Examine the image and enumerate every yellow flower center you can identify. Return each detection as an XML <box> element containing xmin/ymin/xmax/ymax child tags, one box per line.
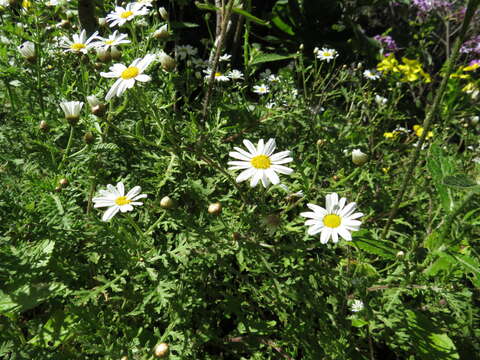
<box><xmin>121</xmin><ymin>10</ymin><xmax>134</xmax><ymax>18</ymax></box>
<box><xmin>115</xmin><ymin>196</ymin><xmax>131</xmax><ymax>206</ymax></box>
<box><xmin>323</xmin><ymin>214</ymin><xmax>341</xmax><ymax>228</ymax></box>
<box><xmin>71</xmin><ymin>43</ymin><xmax>86</xmax><ymax>51</ymax></box>
<box><xmin>323</xmin><ymin>52</ymin><xmax>332</xmax><ymax>57</ymax></box>
<box><xmin>121</xmin><ymin>66</ymin><xmax>139</xmax><ymax>79</ymax></box>
<box><xmin>105</xmin><ymin>40</ymin><xmax>115</xmax><ymax>45</ymax></box>
<box><xmin>215</xmin><ymin>72</ymin><xmax>222</xmax><ymax>77</ymax></box>
<box><xmin>250</xmin><ymin>155</ymin><xmax>271</xmax><ymax>169</ymax></box>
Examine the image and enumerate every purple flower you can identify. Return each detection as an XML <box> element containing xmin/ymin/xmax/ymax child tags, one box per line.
<box><xmin>412</xmin><ymin>0</ymin><xmax>451</xmax><ymax>14</ymax></box>
<box><xmin>469</xmin><ymin>59</ymin><xmax>480</xmax><ymax>66</ymax></box>
<box><xmin>373</xmin><ymin>35</ymin><xmax>399</xmax><ymax>52</ymax></box>
<box><xmin>461</xmin><ymin>35</ymin><xmax>480</xmax><ymax>55</ymax></box>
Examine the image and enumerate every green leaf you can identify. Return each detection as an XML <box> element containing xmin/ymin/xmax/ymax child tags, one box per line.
<box><xmin>250</xmin><ymin>53</ymin><xmax>297</xmax><ymax>65</ymax></box>
<box><xmin>28</xmin><ymin>310</ymin><xmax>77</xmax><ymax>348</ymax></box>
<box><xmin>443</xmin><ymin>174</ymin><xmax>479</xmax><ymax>189</ymax></box>
<box><xmin>405</xmin><ymin>310</ymin><xmax>459</xmax><ymax>359</ymax></box>
<box><xmin>352</xmin><ymin>231</ymin><xmax>397</xmax><ymax>259</ymax></box>
<box><xmin>351</xmin><ymin>318</ymin><xmax>369</xmax><ymax>328</ymax></box>
<box><xmin>427</xmin><ymin>144</ymin><xmax>456</xmax><ymax>212</ymax></box>
<box><xmin>195</xmin><ymin>2</ymin><xmax>268</xmax><ymax>26</ymax></box>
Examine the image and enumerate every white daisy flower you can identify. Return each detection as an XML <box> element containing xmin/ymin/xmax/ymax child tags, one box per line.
<box><xmin>315</xmin><ymin>47</ymin><xmax>338</xmax><ymax>62</ymax></box>
<box><xmin>61</xmin><ymin>29</ymin><xmax>98</xmax><ymax>54</ymax></box>
<box><xmin>136</xmin><ymin>0</ymin><xmax>153</xmax><ymax>8</ymax></box>
<box><xmin>92</xmin><ymin>182</ymin><xmax>147</xmax><ymax>222</ymax></box>
<box><xmin>268</xmin><ymin>74</ymin><xmax>280</xmax><ymax>83</ymax></box>
<box><xmin>228</xmin><ymin>138</ymin><xmax>293</xmax><ymax>188</ymax></box>
<box><xmin>93</xmin><ymin>30</ymin><xmax>130</xmax><ymax>50</ymax></box>
<box><xmin>175</xmin><ymin>44</ymin><xmax>198</xmax><ymax>60</ymax></box>
<box><xmin>300</xmin><ymin>193</ymin><xmax>363</xmax><ymax>244</ymax></box>
<box><xmin>351</xmin><ymin>300</ymin><xmax>364</xmax><ymax>312</ymax></box>
<box><xmin>363</xmin><ymin>69</ymin><xmax>380</xmax><ymax>80</ymax></box>
<box><xmin>106</xmin><ymin>2</ymin><xmax>149</xmax><ymax>28</ymax></box>
<box><xmin>100</xmin><ymin>54</ymin><xmax>155</xmax><ymax>101</ymax></box>
<box><xmin>253</xmin><ymin>84</ymin><xmax>269</xmax><ymax>95</ymax></box>
<box><xmin>60</xmin><ymin>100</ymin><xmax>83</xmax><ymax>124</ymax></box>
<box><xmin>228</xmin><ymin>69</ymin><xmax>244</xmax><ymax>80</ymax></box>
<box><xmin>203</xmin><ymin>68</ymin><xmax>230</xmax><ymax>82</ymax></box>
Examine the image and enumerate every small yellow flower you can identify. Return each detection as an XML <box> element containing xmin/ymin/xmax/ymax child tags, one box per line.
<box><xmin>450</xmin><ymin>72</ymin><xmax>470</xmax><ymax>79</ymax></box>
<box><xmin>382</xmin><ymin>167</ymin><xmax>390</xmax><ymax>174</ymax></box>
<box><xmin>22</xmin><ymin>0</ymin><xmax>31</xmax><ymax>9</ymax></box>
<box><xmin>377</xmin><ymin>54</ymin><xmax>400</xmax><ymax>73</ymax></box>
<box><xmin>413</xmin><ymin>125</ymin><xmax>433</xmax><ymax>139</ymax></box>
<box><xmin>384</xmin><ymin>131</ymin><xmax>401</xmax><ymax>139</ymax></box>
<box><xmin>463</xmin><ymin>63</ymin><xmax>480</xmax><ymax>72</ymax></box>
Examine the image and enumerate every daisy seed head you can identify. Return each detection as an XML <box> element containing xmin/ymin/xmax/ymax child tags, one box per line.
<box><xmin>154</xmin><ymin>342</ymin><xmax>169</xmax><ymax>358</ymax></box>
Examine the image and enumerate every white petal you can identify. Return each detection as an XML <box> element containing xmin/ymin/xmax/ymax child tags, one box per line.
<box><xmin>305</xmin><ymin>219</ymin><xmax>320</xmax><ymax>226</ymax></box>
<box><xmin>326</xmin><ymin>193</ymin><xmax>339</xmax><ymax>213</ymax></box>
<box><xmin>320</xmin><ymin>228</ymin><xmax>332</xmax><ymax>244</ymax></box>
<box><xmin>126</xmin><ymin>186</ymin><xmax>141</xmax><ymax>199</ymax></box>
<box><xmin>307</xmin><ymin>223</ymin><xmax>323</xmax><ymax>235</ymax></box>
<box><xmin>256</xmin><ymin>139</ymin><xmax>265</xmax><ymax>155</ymax></box>
<box><xmin>260</xmin><ymin>172</ymin><xmax>270</xmax><ymax>188</ymax></box>
<box><xmin>331</xmin><ymin>230</ymin><xmax>339</xmax><ymax>243</ymax></box>
<box><xmin>229</xmin><ymin>151</ymin><xmax>251</xmax><ymax>162</ymax></box>
<box><xmin>119</xmin><ymin>204</ymin><xmax>133</xmax><ymax>212</ymax></box>
<box><xmin>236</xmin><ymin>168</ymin><xmax>255</xmax><ymax>183</ymax></box>
<box><xmin>107</xmin><ymin>184</ymin><xmax>120</xmax><ymax>196</ymax></box>
<box><xmin>270</xmin><ymin>150</ymin><xmax>290</xmax><ymax>161</ymax></box>
<box><xmin>227</xmin><ymin>160</ymin><xmax>251</xmax><ymax>168</ymax></box>
<box><xmin>93</xmin><ymin>200</ymin><xmax>115</xmax><ymax>208</ymax></box>
<box><xmin>271</xmin><ymin>165</ymin><xmax>293</xmax><ymax>175</ymax></box>
<box><xmin>233</xmin><ymin>146</ymin><xmax>255</xmax><ymax>158</ymax></box>
<box><xmin>264</xmin><ymin>138</ymin><xmax>276</xmax><ymax>156</ymax></box>
<box><xmin>348</xmin><ymin>212</ymin><xmax>364</xmax><ymax>220</ymax></box>
<box><xmin>102</xmin><ymin>206</ymin><xmax>119</xmax><ymax>221</ymax></box>
<box><xmin>131</xmin><ymin>194</ymin><xmax>147</xmax><ymax>201</ymax></box>
<box><xmin>338</xmin><ymin>197</ymin><xmax>346</xmax><ymax>211</ymax></box>
<box><xmin>265</xmin><ymin>168</ymin><xmax>280</xmax><ymax>185</ymax></box>
<box><xmin>307</xmin><ymin>203</ymin><xmax>327</xmax><ymax>215</ymax></box>
<box><xmin>116</xmin><ymin>182</ymin><xmax>125</xmax><ymax>196</ymax></box>
<box><xmin>243</xmin><ymin>139</ymin><xmax>257</xmax><ymax>154</ymax></box>
<box><xmin>250</xmin><ymin>170</ymin><xmax>262</xmax><ymax>187</ymax></box>
<box><xmin>271</xmin><ymin>157</ymin><xmax>293</xmax><ymax>165</ymax></box>
<box><xmin>337</xmin><ymin>227</ymin><xmax>352</xmax><ymax>241</ymax></box>
<box><xmin>136</xmin><ymin>74</ymin><xmax>151</xmax><ymax>82</ymax></box>
<box><xmin>340</xmin><ymin>202</ymin><xmax>356</xmax><ymax>217</ymax></box>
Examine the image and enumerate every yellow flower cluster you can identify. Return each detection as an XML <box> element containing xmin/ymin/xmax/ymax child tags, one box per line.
<box><xmin>413</xmin><ymin>125</ymin><xmax>433</xmax><ymax>139</ymax></box>
<box><xmin>377</xmin><ymin>55</ymin><xmax>431</xmax><ymax>83</ymax></box>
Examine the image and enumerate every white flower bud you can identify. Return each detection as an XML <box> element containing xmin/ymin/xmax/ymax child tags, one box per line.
<box><xmin>160</xmin><ymin>196</ymin><xmax>174</xmax><ymax>209</ymax></box>
<box><xmin>18</xmin><ymin>41</ymin><xmax>35</xmax><ymax>62</ymax></box>
<box><xmin>157</xmin><ymin>51</ymin><xmax>176</xmax><ymax>72</ymax></box>
<box><xmin>351</xmin><ymin>149</ymin><xmax>368</xmax><ymax>166</ymax></box>
<box><xmin>153</xmin><ymin>24</ymin><xmax>169</xmax><ymax>40</ymax></box>
<box><xmin>208</xmin><ymin>202</ymin><xmax>222</xmax><ymax>215</ymax></box>
<box><xmin>154</xmin><ymin>342</ymin><xmax>169</xmax><ymax>358</ymax></box>
<box><xmin>159</xmin><ymin>7</ymin><xmax>168</xmax><ymax>21</ymax></box>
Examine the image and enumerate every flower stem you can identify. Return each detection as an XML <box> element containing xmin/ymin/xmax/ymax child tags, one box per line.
<box><xmin>58</xmin><ymin>125</ymin><xmax>75</xmax><ymax>170</ymax></box>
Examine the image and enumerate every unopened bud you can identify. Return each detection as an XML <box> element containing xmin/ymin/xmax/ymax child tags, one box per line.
<box><xmin>153</xmin><ymin>24</ymin><xmax>170</xmax><ymax>40</ymax></box>
<box><xmin>316</xmin><ymin>139</ymin><xmax>326</xmax><ymax>147</ymax></box>
<box><xmin>396</xmin><ymin>250</ymin><xmax>405</xmax><ymax>257</ymax></box>
<box><xmin>351</xmin><ymin>149</ymin><xmax>368</xmax><ymax>166</ymax></box>
<box><xmin>470</xmin><ymin>116</ymin><xmax>479</xmax><ymax>125</ymax></box>
<box><xmin>84</xmin><ymin>131</ymin><xmax>94</xmax><ymax>144</ymax></box>
<box><xmin>110</xmin><ymin>46</ymin><xmax>122</xmax><ymax>60</ymax></box>
<box><xmin>333</xmin><ymin>175</ymin><xmax>340</xmax><ymax>181</ymax></box>
<box><xmin>208</xmin><ymin>202</ymin><xmax>222</xmax><ymax>215</ymax></box>
<box><xmin>98</xmin><ymin>17</ymin><xmax>107</xmax><ymax>27</ymax></box>
<box><xmin>154</xmin><ymin>342</ymin><xmax>169</xmax><ymax>358</ymax></box>
<box><xmin>158</xmin><ymin>51</ymin><xmax>176</xmax><ymax>72</ymax></box>
<box><xmin>160</xmin><ymin>196</ymin><xmax>175</xmax><ymax>209</ymax></box>
<box><xmin>96</xmin><ymin>47</ymin><xmax>111</xmax><ymax>63</ymax></box>
<box><xmin>59</xmin><ymin>178</ymin><xmax>68</xmax><ymax>187</ymax></box>
<box><xmin>92</xmin><ymin>104</ymin><xmax>106</xmax><ymax>117</ymax></box>
<box><xmin>55</xmin><ymin>185</ymin><xmax>62</xmax><ymax>192</ymax></box>
<box><xmin>159</xmin><ymin>7</ymin><xmax>168</xmax><ymax>21</ymax></box>
<box><xmin>39</xmin><ymin>120</ymin><xmax>49</xmax><ymax>132</ymax></box>
<box><xmin>18</xmin><ymin>41</ymin><xmax>36</xmax><ymax>63</ymax></box>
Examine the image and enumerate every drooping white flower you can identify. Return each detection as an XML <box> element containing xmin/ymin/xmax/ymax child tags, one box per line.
<box><xmin>92</xmin><ymin>182</ymin><xmax>147</xmax><ymax>222</ymax></box>
<box><xmin>300</xmin><ymin>193</ymin><xmax>363</xmax><ymax>244</ymax></box>
<box><xmin>93</xmin><ymin>30</ymin><xmax>130</xmax><ymax>50</ymax></box>
<box><xmin>228</xmin><ymin>139</ymin><xmax>293</xmax><ymax>188</ymax></box>
<box><xmin>61</xmin><ymin>29</ymin><xmax>98</xmax><ymax>54</ymax></box>
<box><xmin>375</xmin><ymin>94</ymin><xmax>388</xmax><ymax>106</ymax></box>
<box><xmin>175</xmin><ymin>44</ymin><xmax>197</xmax><ymax>60</ymax></box>
<box><xmin>106</xmin><ymin>2</ymin><xmax>149</xmax><ymax>28</ymax></box>
<box><xmin>100</xmin><ymin>54</ymin><xmax>155</xmax><ymax>101</ymax></box>
<box><xmin>253</xmin><ymin>84</ymin><xmax>269</xmax><ymax>95</ymax></box>
<box><xmin>59</xmin><ymin>100</ymin><xmax>83</xmax><ymax>124</ymax></box>
<box><xmin>315</xmin><ymin>47</ymin><xmax>338</xmax><ymax>62</ymax></box>
<box><xmin>219</xmin><ymin>54</ymin><xmax>232</xmax><ymax>62</ymax></box>
<box><xmin>351</xmin><ymin>149</ymin><xmax>368</xmax><ymax>166</ymax></box>
<box><xmin>18</xmin><ymin>41</ymin><xmax>35</xmax><ymax>61</ymax></box>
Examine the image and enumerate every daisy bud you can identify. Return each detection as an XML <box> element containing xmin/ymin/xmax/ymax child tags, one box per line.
<box><xmin>120</xmin><ymin>357</ymin><xmax>128</xmax><ymax>360</ymax></box>
<box><xmin>94</xmin><ymin>62</ymin><xmax>103</xmax><ymax>70</ymax></box>
<box><xmin>154</xmin><ymin>342</ymin><xmax>169</xmax><ymax>358</ymax></box>
<box><xmin>333</xmin><ymin>175</ymin><xmax>340</xmax><ymax>181</ymax></box>
<box><xmin>396</xmin><ymin>250</ymin><xmax>405</xmax><ymax>257</ymax></box>
<box><xmin>208</xmin><ymin>202</ymin><xmax>222</xmax><ymax>215</ymax></box>
<box><xmin>58</xmin><ymin>19</ymin><xmax>71</xmax><ymax>29</ymax></box>
<box><xmin>87</xmin><ymin>95</ymin><xmax>106</xmax><ymax>117</ymax></box>
<box><xmin>158</xmin><ymin>51</ymin><xmax>176</xmax><ymax>72</ymax></box>
<box><xmin>110</xmin><ymin>46</ymin><xmax>122</xmax><ymax>60</ymax></box>
<box><xmin>39</xmin><ymin>120</ymin><xmax>49</xmax><ymax>132</ymax></box>
<box><xmin>98</xmin><ymin>17</ymin><xmax>107</xmax><ymax>27</ymax></box>
<box><xmin>83</xmin><ymin>131</ymin><xmax>94</xmax><ymax>144</ymax></box>
<box><xmin>153</xmin><ymin>24</ymin><xmax>170</xmax><ymax>40</ymax></box>
<box><xmin>351</xmin><ymin>149</ymin><xmax>368</xmax><ymax>166</ymax></box>
<box><xmin>316</xmin><ymin>139</ymin><xmax>326</xmax><ymax>147</ymax></box>
<box><xmin>299</xmin><ymin>43</ymin><xmax>304</xmax><ymax>50</ymax></box>
<box><xmin>160</xmin><ymin>196</ymin><xmax>175</xmax><ymax>209</ymax></box>
<box><xmin>159</xmin><ymin>7</ymin><xmax>168</xmax><ymax>21</ymax></box>
<box><xmin>60</xmin><ymin>101</ymin><xmax>83</xmax><ymax>126</ymax></box>
<box><xmin>470</xmin><ymin>116</ymin><xmax>479</xmax><ymax>125</ymax></box>
<box><xmin>59</xmin><ymin>178</ymin><xmax>68</xmax><ymax>187</ymax></box>
<box><xmin>96</xmin><ymin>47</ymin><xmax>111</xmax><ymax>63</ymax></box>
<box><xmin>18</xmin><ymin>41</ymin><xmax>36</xmax><ymax>63</ymax></box>
<box><xmin>54</xmin><ymin>185</ymin><xmax>62</xmax><ymax>192</ymax></box>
